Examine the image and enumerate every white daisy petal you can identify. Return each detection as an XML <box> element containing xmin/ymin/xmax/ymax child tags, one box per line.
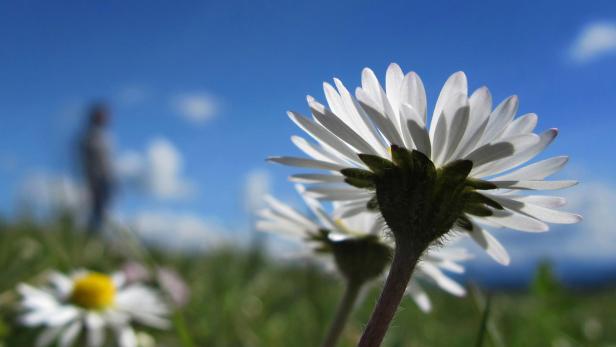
<box><xmin>465</xmin><ymin>225</ymin><xmax>510</xmax><ymax>265</ymax></box>
<box><xmin>485</xmin><ymin>194</ymin><xmax>582</xmax><ymax>224</ymax></box>
<box><xmin>430</xmin><ymin>71</ymin><xmax>468</xmax><ymax>139</ymax></box>
<box><xmin>485</xmin><ymin>209</ymin><xmax>549</xmax><ymax>232</ymax></box>
<box><xmin>59</xmin><ymin>320</ymin><xmax>82</xmax><ymax>347</ymax></box>
<box><xmin>36</xmin><ymin>326</ymin><xmax>64</xmax><ymax>347</ymax></box>
<box><xmin>406</xmin><ymin>281</ymin><xmax>432</xmax><ymax>313</ymax></box>
<box><xmin>453</xmin><ymin>87</ymin><xmax>492</xmax><ymax>158</ymax></box>
<box><xmin>289</xmin><ymin>173</ymin><xmax>345</xmax><ymax>183</ymax></box>
<box><xmin>400</xmin><ymin>71</ymin><xmax>427</xmax><ymax>123</ymax></box>
<box><xmin>494</xmin><ymin>156</ymin><xmax>569</xmax><ymax>181</ymax></box>
<box><xmin>86</xmin><ymin>313</ymin><xmax>105</xmax><ymax>347</ymax></box>
<box><xmin>479</xmin><ymin>95</ymin><xmax>519</xmax><ymax>145</ymax></box>
<box><xmin>492</xmin><ymin>180</ymin><xmax>578</xmax><ymax>190</ymax></box>
<box><xmin>288</xmin><ymin>111</ymin><xmax>362</xmax><ymax>165</ymax></box>
<box><xmin>466</xmin><ymin>134</ymin><xmax>539</xmax><ymax>171</ymax></box>
<box><xmin>117</xmin><ymin>327</ymin><xmax>138</xmax><ymax>347</ymax></box>
<box><xmin>268</xmin><ymin>156</ymin><xmax>346</xmax><ymax>171</ymax></box>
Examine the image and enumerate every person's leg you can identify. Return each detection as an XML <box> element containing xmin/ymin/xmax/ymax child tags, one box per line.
<box><xmin>88</xmin><ymin>183</ymin><xmax>106</xmax><ymax>234</ymax></box>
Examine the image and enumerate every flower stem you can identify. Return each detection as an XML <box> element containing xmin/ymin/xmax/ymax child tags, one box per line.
<box><xmin>320</xmin><ymin>279</ymin><xmax>363</xmax><ymax>347</ymax></box>
<box><xmin>357</xmin><ymin>243</ymin><xmax>420</xmax><ymax>347</ymax></box>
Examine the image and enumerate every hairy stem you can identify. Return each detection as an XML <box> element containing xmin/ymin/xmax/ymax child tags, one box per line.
<box><xmin>357</xmin><ymin>243</ymin><xmax>420</xmax><ymax>347</ymax></box>
<box><xmin>320</xmin><ymin>279</ymin><xmax>363</xmax><ymax>347</ymax></box>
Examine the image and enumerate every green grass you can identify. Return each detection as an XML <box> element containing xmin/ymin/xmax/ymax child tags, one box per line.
<box><xmin>0</xmin><ymin>216</ymin><xmax>615</xmax><ymax>347</ymax></box>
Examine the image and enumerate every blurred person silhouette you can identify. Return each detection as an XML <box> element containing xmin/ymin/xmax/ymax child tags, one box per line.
<box><xmin>80</xmin><ymin>103</ymin><xmax>115</xmax><ymax>234</ymax></box>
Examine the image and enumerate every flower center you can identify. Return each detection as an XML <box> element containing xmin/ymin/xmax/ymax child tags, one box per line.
<box><xmin>308</xmin><ymin>229</ymin><xmax>392</xmax><ymax>284</ymax></box>
<box><xmin>70</xmin><ymin>273</ymin><xmax>116</xmax><ymax>310</ymax></box>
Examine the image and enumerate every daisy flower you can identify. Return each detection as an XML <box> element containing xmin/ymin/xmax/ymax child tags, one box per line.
<box><xmin>268</xmin><ymin>64</ymin><xmax>580</xmax><ymax>346</ymax></box>
<box><xmin>257</xmin><ymin>186</ymin><xmax>470</xmax><ymax>347</ymax></box>
<box><xmin>269</xmin><ymin>63</ymin><xmax>581</xmax><ymax>265</ymax></box>
<box><xmin>18</xmin><ymin>270</ymin><xmax>169</xmax><ymax>347</ymax></box>
<box><xmin>256</xmin><ymin>185</ymin><xmax>471</xmax><ymax>311</ymax></box>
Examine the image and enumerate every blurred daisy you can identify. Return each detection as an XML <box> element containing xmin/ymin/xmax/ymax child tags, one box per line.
<box><xmin>269</xmin><ymin>63</ymin><xmax>581</xmax><ymax>265</ymax></box>
<box><xmin>18</xmin><ymin>270</ymin><xmax>169</xmax><ymax>347</ymax></box>
<box><xmin>256</xmin><ymin>185</ymin><xmax>470</xmax><ymax>312</ymax></box>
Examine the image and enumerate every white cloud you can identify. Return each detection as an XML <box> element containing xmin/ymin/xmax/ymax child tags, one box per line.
<box><xmin>569</xmin><ymin>22</ymin><xmax>616</xmax><ymax>63</ymax></box>
<box><xmin>173</xmin><ymin>92</ymin><xmax>220</xmax><ymax>124</ymax></box>
<box><xmin>132</xmin><ymin>210</ymin><xmax>228</xmax><ymax>251</ymax></box>
<box><xmin>117</xmin><ymin>138</ymin><xmax>195</xmax><ymax>200</ymax></box>
<box><xmin>466</xmin><ymin>181</ymin><xmax>616</xmax><ymax>266</ymax></box>
<box><xmin>242</xmin><ymin>169</ymin><xmax>271</xmax><ymax>212</ymax></box>
<box><xmin>558</xmin><ymin>182</ymin><xmax>616</xmax><ymax>259</ymax></box>
<box><xmin>17</xmin><ymin>172</ymin><xmax>86</xmax><ymax>217</ymax></box>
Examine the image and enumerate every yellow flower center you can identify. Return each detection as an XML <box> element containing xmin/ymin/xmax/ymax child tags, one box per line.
<box><xmin>70</xmin><ymin>273</ymin><xmax>116</xmax><ymax>310</ymax></box>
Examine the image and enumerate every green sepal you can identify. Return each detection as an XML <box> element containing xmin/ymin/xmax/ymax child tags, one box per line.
<box><xmin>465</xmin><ymin>204</ymin><xmax>494</xmax><ymax>217</ymax></box>
<box><xmin>390</xmin><ymin>145</ymin><xmax>414</xmax><ymax>169</ymax></box>
<box><xmin>358</xmin><ymin>154</ymin><xmax>396</xmax><ymax>175</ymax></box>
<box><xmin>440</xmin><ymin>160</ymin><xmax>473</xmax><ymax>182</ymax></box>
<box><xmin>466</xmin><ymin>178</ymin><xmax>498</xmax><ymax>190</ymax></box>
<box><xmin>465</xmin><ymin>191</ymin><xmax>504</xmax><ymax>210</ymax></box>
<box><xmin>456</xmin><ymin>215</ymin><xmax>474</xmax><ymax>231</ymax></box>
<box><xmin>344</xmin><ymin>177</ymin><xmax>376</xmax><ymax>189</ymax></box>
<box><xmin>340</xmin><ymin>168</ymin><xmax>376</xmax><ymax>180</ymax></box>
<box><xmin>366</xmin><ymin>196</ymin><xmax>379</xmax><ymax>211</ymax></box>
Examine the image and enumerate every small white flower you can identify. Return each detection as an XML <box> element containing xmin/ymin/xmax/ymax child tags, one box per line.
<box><xmin>269</xmin><ymin>64</ymin><xmax>581</xmax><ymax>266</ymax></box>
<box><xmin>256</xmin><ymin>185</ymin><xmax>471</xmax><ymax>312</ymax></box>
<box><xmin>18</xmin><ymin>270</ymin><xmax>169</xmax><ymax>347</ymax></box>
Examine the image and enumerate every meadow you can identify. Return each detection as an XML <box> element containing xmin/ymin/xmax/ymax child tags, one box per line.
<box><xmin>0</xmin><ymin>216</ymin><xmax>614</xmax><ymax>347</ymax></box>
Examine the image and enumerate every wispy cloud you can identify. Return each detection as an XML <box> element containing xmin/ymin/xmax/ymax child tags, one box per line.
<box><xmin>132</xmin><ymin>210</ymin><xmax>228</xmax><ymax>251</ymax></box>
<box><xmin>172</xmin><ymin>92</ymin><xmax>220</xmax><ymax>124</ymax></box>
<box><xmin>569</xmin><ymin>21</ymin><xmax>616</xmax><ymax>63</ymax></box>
<box><xmin>242</xmin><ymin>169</ymin><xmax>272</xmax><ymax>213</ymax></box>
<box><xmin>117</xmin><ymin>137</ymin><xmax>196</xmax><ymax>200</ymax></box>
<box><xmin>17</xmin><ymin>172</ymin><xmax>85</xmax><ymax>217</ymax></box>
<box><xmin>467</xmin><ymin>180</ymin><xmax>616</xmax><ymax>267</ymax></box>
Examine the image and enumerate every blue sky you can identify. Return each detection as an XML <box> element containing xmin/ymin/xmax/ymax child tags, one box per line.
<box><xmin>1</xmin><ymin>0</ymin><xmax>616</xmax><ymax>280</ymax></box>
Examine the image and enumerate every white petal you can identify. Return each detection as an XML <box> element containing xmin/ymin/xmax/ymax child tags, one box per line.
<box><xmin>499</xmin><ymin>113</ymin><xmax>538</xmax><ymax>138</ymax></box>
<box><xmin>467</xmin><ymin>225</ymin><xmax>510</xmax><ymax>265</ymax></box>
<box><xmin>406</xmin><ymin>281</ymin><xmax>432</xmax><ymax>313</ymax></box>
<box><xmin>466</xmin><ymin>134</ymin><xmax>539</xmax><ymax>171</ymax></box>
<box><xmin>117</xmin><ymin>327</ymin><xmax>137</xmax><ymax>347</ymax></box>
<box><xmin>440</xmin><ymin>98</ymin><xmax>470</xmax><ymax>165</ymax></box>
<box><xmin>385</xmin><ymin>63</ymin><xmax>404</xmax><ymax>112</ymax></box>
<box><xmin>360</xmin><ymin>68</ymin><xmax>399</xmax><ymax>132</ymax></box>
<box><xmin>357</xmin><ymin>89</ymin><xmax>405</xmax><ymax>147</ymax></box>
<box><xmin>492</xmin><ymin>180</ymin><xmax>578</xmax><ymax>190</ymax></box>
<box><xmin>417</xmin><ymin>262</ymin><xmax>466</xmax><ymax>297</ymax></box>
<box><xmin>268</xmin><ymin>156</ymin><xmax>345</xmax><ymax>171</ymax></box>
<box><xmin>59</xmin><ymin>320</ymin><xmax>82</xmax><ymax>347</ymax></box>
<box><xmin>430</xmin><ymin>71</ymin><xmax>467</xmax><ymax>139</ymax></box>
<box><xmin>484</xmin><ymin>210</ymin><xmax>549</xmax><ymax>232</ymax></box>
<box><xmin>288</xmin><ymin>111</ymin><xmax>362</xmax><ymax>164</ymax></box>
<box><xmin>36</xmin><ymin>326</ymin><xmax>63</xmax><ymax>347</ymax></box>
<box><xmin>453</xmin><ymin>87</ymin><xmax>492</xmax><ymax>158</ymax></box>
<box><xmin>289</xmin><ymin>173</ymin><xmax>345</xmax><ymax>183</ymax></box>
<box><xmin>479</xmin><ymin>95</ymin><xmax>519</xmax><ymax>145</ymax></box>
<box><xmin>507</xmin><ymin>195</ymin><xmax>567</xmax><ymax>208</ymax></box>
<box><xmin>486</xmin><ymin>195</ymin><xmax>581</xmax><ymax>224</ymax></box>
<box><xmin>86</xmin><ymin>313</ymin><xmax>105</xmax><ymax>347</ymax></box>
<box><xmin>291</xmin><ymin>136</ymin><xmax>342</xmax><ymax>164</ymax></box>
<box><xmin>494</xmin><ymin>156</ymin><xmax>569</xmax><ymax>181</ymax></box>
<box><xmin>403</xmin><ymin>114</ymin><xmax>432</xmax><ymax>157</ymax></box>
<box><xmin>400</xmin><ymin>71</ymin><xmax>427</xmax><ymax>123</ymax></box>
<box><xmin>473</xmin><ymin>129</ymin><xmax>558</xmax><ymax>177</ymax></box>
<box><xmin>333</xmin><ymin>79</ymin><xmax>389</xmax><ymax>155</ymax></box>
<box><xmin>309</xmin><ymin>99</ymin><xmax>380</xmax><ymax>155</ymax></box>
